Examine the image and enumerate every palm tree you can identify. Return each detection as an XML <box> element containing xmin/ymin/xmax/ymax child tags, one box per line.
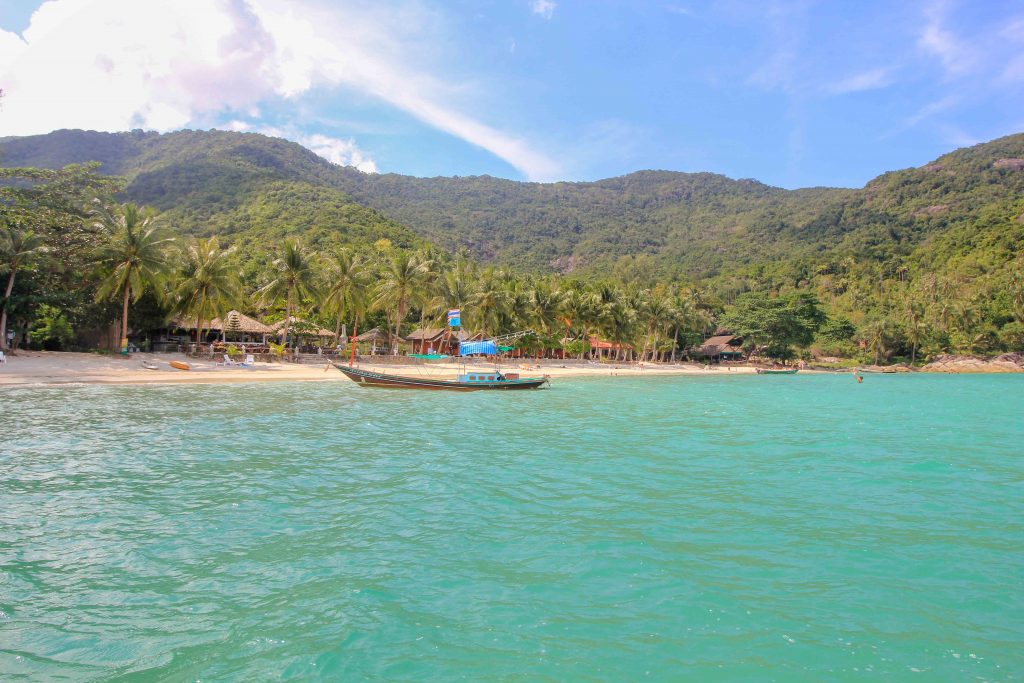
<box><xmin>173</xmin><ymin>237</ymin><xmax>239</xmax><ymax>346</ymax></box>
<box><xmin>92</xmin><ymin>202</ymin><xmax>174</xmax><ymax>353</ymax></box>
<box><xmin>322</xmin><ymin>248</ymin><xmax>368</xmax><ymax>341</ymax></box>
<box><xmin>374</xmin><ymin>251</ymin><xmax>429</xmax><ymax>353</ymax></box>
<box><xmin>0</xmin><ymin>222</ymin><xmax>48</xmax><ymax>351</ymax></box>
<box><xmin>258</xmin><ymin>239</ymin><xmax>318</xmax><ymax>346</ymax></box>
<box><xmin>902</xmin><ymin>298</ymin><xmax>926</xmax><ymax>364</ymax></box>
<box><xmin>469</xmin><ymin>266</ymin><xmax>510</xmax><ymax>336</ymax></box>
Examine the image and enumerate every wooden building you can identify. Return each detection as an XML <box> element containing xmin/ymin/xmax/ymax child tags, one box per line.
<box><xmin>694</xmin><ymin>334</ymin><xmax>744</xmax><ymax>361</ymax></box>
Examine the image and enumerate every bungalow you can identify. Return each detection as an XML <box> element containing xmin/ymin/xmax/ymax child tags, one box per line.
<box><xmin>694</xmin><ymin>334</ymin><xmax>745</xmax><ymax>362</ymax></box>
<box><xmin>405</xmin><ymin>328</ymin><xmax>481</xmax><ymax>355</ymax></box>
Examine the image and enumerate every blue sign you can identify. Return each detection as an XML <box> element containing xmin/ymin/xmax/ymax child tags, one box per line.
<box><xmin>447</xmin><ymin>309</ymin><xmax>461</xmax><ymax>327</ymax></box>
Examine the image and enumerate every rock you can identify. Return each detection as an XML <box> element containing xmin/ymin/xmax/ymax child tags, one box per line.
<box><xmin>993</xmin><ymin>158</ymin><xmax>1024</xmax><ymax>170</ymax></box>
<box><xmin>921</xmin><ymin>353</ymin><xmax>1024</xmax><ymax>373</ymax></box>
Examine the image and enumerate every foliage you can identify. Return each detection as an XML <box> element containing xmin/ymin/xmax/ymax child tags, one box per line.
<box><xmin>721</xmin><ymin>292</ymin><xmax>826</xmax><ymax>359</ymax></box>
<box><xmin>3</xmin><ymin>129</ymin><xmax>1024</xmax><ymax>361</ymax></box>
<box><xmin>29</xmin><ymin>304</ymin><xmax>73</xmax><ymax>349</ymax></box>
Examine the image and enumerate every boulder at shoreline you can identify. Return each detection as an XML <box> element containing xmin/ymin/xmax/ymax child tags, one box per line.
<box><xmin>920</xmin><ymin>353</ymin><xmax>1024</xmax><ymax>373</ymax></box>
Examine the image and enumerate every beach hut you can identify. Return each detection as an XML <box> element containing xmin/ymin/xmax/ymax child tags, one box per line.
<box><xmin>353</xmin><ymin>327</ymin><xmax>405</xmax><ymax>355</ymax></box>
<box><xmin>694</xmin><ymin>334</ymin><xmax>744</xmax><ymax>362</ymax></box>
<box><xmin>268</xmin><ymin>316</ymin><xmax>335</xmax><ymax>349</ymax></box>
<box><xmin>405</xmin><ymin>328</ymin><xmax>478</xmax><ymax>355</ymax></box>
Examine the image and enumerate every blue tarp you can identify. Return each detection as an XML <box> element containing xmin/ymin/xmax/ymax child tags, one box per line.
<box><xmin>459</xmin><ymin>340</ymin><xmax>498</xmax><ymax>356</ymax></box>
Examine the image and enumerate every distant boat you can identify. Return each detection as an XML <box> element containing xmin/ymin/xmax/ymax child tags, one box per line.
<box><xmin>755</xmin><ymin>367</ymin><xmax>798</xmax><ymax>375</ymax></box>
<box><xmin>331</xmin><ymin>363</ymin><xmax>549</xmax><ymax>390</ymax></box>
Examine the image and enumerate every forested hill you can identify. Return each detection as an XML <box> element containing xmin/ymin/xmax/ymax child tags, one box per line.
<box><xmin>2</xmin><ymin>128</ymin><xmax>1023</xmax><ymax>290</ymax></box>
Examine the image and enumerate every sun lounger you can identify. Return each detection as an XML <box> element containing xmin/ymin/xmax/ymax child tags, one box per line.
<box><xmin>217</xmin><ymin>353</ymin><xmax>238</xmax><ymax>366</ymax></box>
<box><xmin>0</xmin><ymin>351</ymin><xmax>6</xmax><ymax>364</ymax></box>
<box><xmin>241</xmin><ymin>354</ymin><xmax>255</xmax><ymax>367</ymax></box>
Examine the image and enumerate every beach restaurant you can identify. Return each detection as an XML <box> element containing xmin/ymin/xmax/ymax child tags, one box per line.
<box><xmin>151</xmin><ymin>310</ymin><xmax>274</xmax><ymax>351</ymax></box>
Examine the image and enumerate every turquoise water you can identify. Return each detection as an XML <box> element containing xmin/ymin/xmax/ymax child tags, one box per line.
<box><xmin>2</xmin><ymin>374</ymin><xmax>1022</xmax><ymax>681</ymax></box>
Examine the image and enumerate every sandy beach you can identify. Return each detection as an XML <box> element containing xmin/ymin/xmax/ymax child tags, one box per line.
<box><xmin>0</xmin><ymin>351</ymin><xmax>771</xmax><ymax>386</ymax></box>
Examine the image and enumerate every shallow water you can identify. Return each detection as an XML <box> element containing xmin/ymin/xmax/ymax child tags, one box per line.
<box><xmin>2</xmin><ymin>374</ymin><xmax>1022</xmax><ymax>680</ymax></box>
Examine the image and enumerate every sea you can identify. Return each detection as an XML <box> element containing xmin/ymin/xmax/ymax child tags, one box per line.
<box><xmin>2</xmin><ymin>374</ymin><xmax>1022</xmax><ymax>681</ymax></box>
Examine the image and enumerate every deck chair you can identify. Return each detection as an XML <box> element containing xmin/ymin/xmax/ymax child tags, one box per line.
<box><xmin>217</xmin><ymin>353</ymin><xmax>238</xmax><ymax>366</ymax></box>
<box><xmin>241</xmin><ymin>354</ymin><xmax>255</xmax><ymax>367</ymax></box>
<box><xmin>0</xmin><ymin>351</ymin><xmax>6</xmax><ymax>364</ymax></box>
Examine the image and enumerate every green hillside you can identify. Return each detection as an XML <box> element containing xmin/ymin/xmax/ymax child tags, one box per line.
<box><xmin>2</xmin><ymin>127</ymin><xmax>1022</xmax><ymax>360</ymax></box>
<box><xmin>4</xmin><ymin>128</ymin><xmax>1020</xmax><ymax>291</ymax></box>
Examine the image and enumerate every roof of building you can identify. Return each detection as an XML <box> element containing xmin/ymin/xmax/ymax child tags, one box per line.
<box><xmin>268</xmin><ymin>316</ymin><xmax>335</xmax><ymax>337</ymax></box>
<box><xmin>353</xmin><ymin>327</ymin><xmax>405</xmax><ymax>343</ymax></box>
<box><xmin>170</xmin><ymin>310</ymin><xmax>273</xmax><ymax>334</ymax></box>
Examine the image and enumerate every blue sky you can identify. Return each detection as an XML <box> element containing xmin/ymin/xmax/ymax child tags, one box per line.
<box><xmin>1</xmin><ymin>0</ymin><xmax>1022</xmax><ymax>189</ymax></box>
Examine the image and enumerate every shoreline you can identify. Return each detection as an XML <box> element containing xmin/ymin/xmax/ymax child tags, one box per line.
<box><xmin>1</xmin><ymin>351</ymin><xmax>1019</xmax><ymax>388</ymax></box>
<box><xmin>0</xmin><ymin>351</ymin><xmax>775</xmax><ymax>387</ymax></box>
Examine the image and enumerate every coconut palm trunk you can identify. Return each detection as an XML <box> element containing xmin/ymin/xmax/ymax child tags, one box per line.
<box><xmin>120</xmin><ymin>284</ymin><xmax>131</xmax><ymax>352</ymax></box>
<box><xmin>0</xmin><ymin>268</ymin><xmax>16</xmax><ymax>351</ymax></box>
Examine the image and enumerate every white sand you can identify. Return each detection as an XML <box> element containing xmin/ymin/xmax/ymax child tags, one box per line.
<box><xmin>0</xmin><ymin>351</ymin><xmax>774</xmax><ymax>386</ymax></box>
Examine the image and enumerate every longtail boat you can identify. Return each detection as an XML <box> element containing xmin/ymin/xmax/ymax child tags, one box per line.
<box><xmin>755</xmin><ymin>367</ymin><xmax>798</xmax><ymax>375</ymax></box>
<box><xmin>331</xmin><ymin>363</ymin><xmax>549</xmax><ymax>390</ymax></box>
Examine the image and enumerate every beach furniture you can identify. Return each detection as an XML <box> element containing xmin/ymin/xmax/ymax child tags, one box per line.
<box><xmin>0</xmin><ymin>351</ymin><xmax>6</xmax><ymax>364</ymax></box>
<box><xmin>218</xmin><ymin>353</ymin><xmax>238</xmax><ymax>366</ymax></box>
<box><xmin>242</xmin><ymin>354</ymin><xmax>255</xmax><ymax>366</ymax></box>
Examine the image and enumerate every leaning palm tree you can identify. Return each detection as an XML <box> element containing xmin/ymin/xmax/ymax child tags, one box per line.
<box><xmin>172</xmin><ymin>237</ymin><xmax>239</xmax><ymax>346</ymax></box>
<box><xmin>373</xmin><ymin>251</ymin><xmax>430</xmax><ymax>353</ymax></box>
<box><xmin>322</xmin><ymin>248</ymin><xmax>369</xmax><ymax>341</ymax></box>
<box><xmin>92</xmin><ymin>202</ymin><xmax>174</xmax><ymax>352</ymax></box>
<box><xmin>0</xmin><ymin>222</ymin><xmax>48</xmax><ymax>351</ymax></box>
<box><xmin>258</xmin><ymin>239</ymin><xmax>318</xmax><ymax>346</ymax></box>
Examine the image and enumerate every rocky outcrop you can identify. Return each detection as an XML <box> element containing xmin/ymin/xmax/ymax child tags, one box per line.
<box><xmin>921</xmin><ymin>353</ymin><xmax>1024</xmax><ymax>373</ymax></box>
<box><xmin>993</xmin><ymin>158</ymin><xmax>1024</xmax><ymax>170</ymax></box>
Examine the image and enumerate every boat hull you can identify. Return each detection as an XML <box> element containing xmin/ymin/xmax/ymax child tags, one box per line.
<box><xmin>332</xmin><ymin>363</ymin><xmax>548</xmax><ymax>390</ymax></box>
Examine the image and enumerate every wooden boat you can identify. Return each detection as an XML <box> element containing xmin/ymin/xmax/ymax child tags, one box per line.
<box><xmin>332</xmin><ymin>363</ymin><xmax>548</xmax><ymax>390</ymax></box>
<box><xmin>755</xmin><ymin>367</ymin><xmax>798</xmax><ymax>374</ymax></box>
<box><xmin>169</xmin><ymin>360</ymin><xmax>191</xmax><ymax>371</ymax></box>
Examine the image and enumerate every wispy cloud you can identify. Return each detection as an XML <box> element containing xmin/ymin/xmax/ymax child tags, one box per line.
<box><xmin>530</xmin><ymin>0</ymin><xmax>556</xmax><ymax>20</ymax></box>
<box><xmin>0</xmin><ymin>0</ymin><xmax>560</xmax><ymax>181</ymax></box>
<box><xmin>825</xmin><ymin>67</ymin><xmax>893</xmax><ymax>95</ymax></box>
<box><xmin>917</xmin><ymin>0</ymin><xmax>975</xmax><ymax>77</ymax></box>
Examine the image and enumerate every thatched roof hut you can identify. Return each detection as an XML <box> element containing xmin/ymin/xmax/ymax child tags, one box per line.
<box><xmin>268</xmin><ymin>316</ymin><xmax>335</xmax><ymax>338</ymax></box>
<box><xmin>354</xmin><ymin>327</ymin><xmax>404</xmax><ymax>343</ymax></box>
<box><xmin>170</xmin><ymin>310</ymin><xmax>273</xmax><ymax>334</ymax></box>
<box><xmin>695</xmin><ymin>334</ymin><xmax>743</xmax><ymax>358</ymax></box>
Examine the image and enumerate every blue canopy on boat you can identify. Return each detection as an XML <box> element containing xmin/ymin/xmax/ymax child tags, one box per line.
<box><xmin>459</xmin><ymin>340</ymin><xmax>498</xmax><ymax>356</ymax></box>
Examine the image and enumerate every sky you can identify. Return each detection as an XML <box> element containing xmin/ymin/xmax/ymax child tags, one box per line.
<box><xmin>0</xmin><ymin>0</ymin><xmax>1022</xmax><ymax>189</ymax></box>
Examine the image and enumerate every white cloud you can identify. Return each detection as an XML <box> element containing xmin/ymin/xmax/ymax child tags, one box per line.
<box><xmin>917</xmin><ymin>1</ymin><xmax>975</xmax><ymax>77</ymax></box>
<box><xmin>826</xmin><ymin>67</ymin><xmax>893</xmax><ymax>94</ymax></box>
<box><xmin>225</xmin><ymin>120</ymin><xmax>378</xmax><ymax>172</ymax></box>
<box><xmin>530</xmin><ymin>0</ymin><xmax>556</xmax><ymax>20</ymax></box>
<box><xmin>0</xmin><ymin>0</ymin><xmax>559</xmax><ymax>180</ymax></box>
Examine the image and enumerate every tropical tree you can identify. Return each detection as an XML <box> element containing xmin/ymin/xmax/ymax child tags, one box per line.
<box><xmin>374</xmin><ymin>251</ymin><xmax>429</xmax><ymax>353</ymax></box>
<box><xmin>0</xmin><ymin>222</ymin><xmax>48</xmax><ymax>350</ymax></box>
<box><xmin>720</xmin><ymin>292</ymin><xmax>826</xmax><ymax>361</ymax></box>
<box><xmin>173</xmin><ymin>237</ymin><xmax>239</xmax><ymax>346</ymax></box>
<box><xmin>322</xmin><ymin>247</ymin><xmax>369</xmax><ymax>340</ymax></box>
<box><xmin>258</xmin><ymin>239</ymin><xmax>318</xmax><ymax>346</ymax></box>
<box><xmin>469</xmin><ymin>266</ymin><xmax>509</xmax><ymax>336</ymax></box>
<box><xmin>92</xmin><ymin>202</ymin><xmax>174</xmax><ymax>352</ymax></box>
